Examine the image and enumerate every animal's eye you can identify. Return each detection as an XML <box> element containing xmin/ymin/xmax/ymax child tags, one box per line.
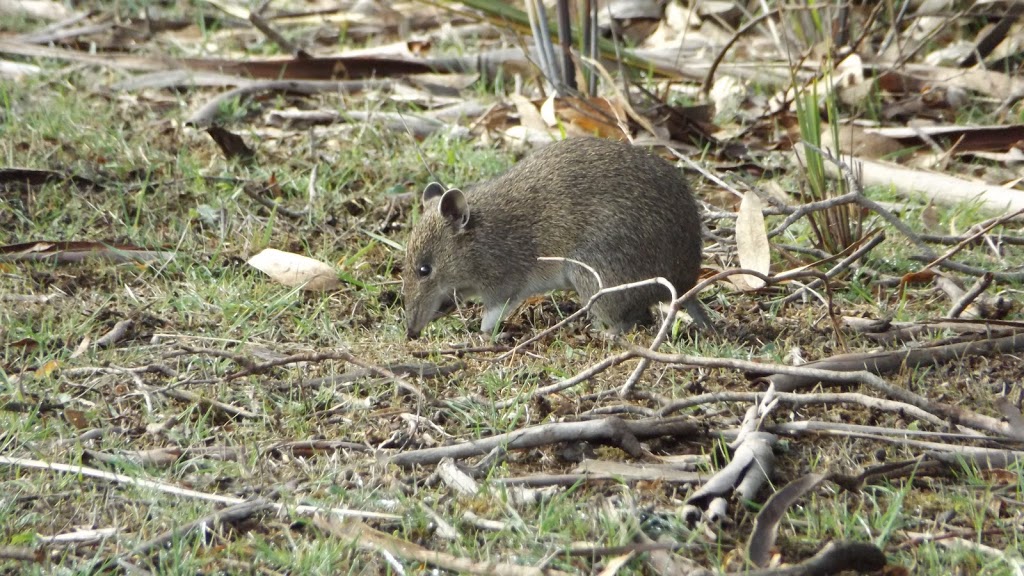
<box><xmin>417</xmin><ymin>264</ymin><xmax>432</xmax><ymax>278</ymax></box>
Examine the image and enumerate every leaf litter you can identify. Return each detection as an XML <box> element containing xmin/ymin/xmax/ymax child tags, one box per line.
<box><xmin>2</xmin><ymin>0</ymin><xmax>1024</xmax><ymax>574</ymax></box>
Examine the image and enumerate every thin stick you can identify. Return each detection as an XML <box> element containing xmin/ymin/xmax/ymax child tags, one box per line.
<box><xmin>805</xmin><ymin>141</ymin><xmax>1024</xmax><ymax>281</ymax></box>
<box><xmin>779</xmin><ymin>230</ymin><xmax>885</xmax><ymax>305</ymax></box>
<box><xmin>657</xmin><ymin>390</ymin><xmax>946</xmax><ymax>427</ymax></box>
<box><xmin>947</xmin><ymin>272</ymin><xmax>994</xmax><ymax>319</ymax></box>
<box><xmin>125</xmin><ymin>498</ymin><xmax>272</xmax><ymax>559</ymax></box>
<box><xmin>921</xmin><ymin>209</ymin><xmax>1024</xmax><ymax>272</ymax></box>
<box><xmin>498</xmin><ymin>257</ymin><xmax>676</xmax><ymax>361</ymax></box>
<box><xmin>620</xmin><ymin>266</ymin><xmax>843</xmax><ymax>397</ymax></box>
<box><xmin>0</xmin><ymin>456</ymin><xmax>400</xmax><ymax>520</ymax></box>
<box><xmin>629</xmin><ymin>347</ymin><xmax>1024</xmax><ymax>441</ymax></box>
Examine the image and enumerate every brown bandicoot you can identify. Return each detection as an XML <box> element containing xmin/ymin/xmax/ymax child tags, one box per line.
<box><xmin>403</xmin><ymin>137</ymin><xmax>710</xmax><ymax>339</ymax></box>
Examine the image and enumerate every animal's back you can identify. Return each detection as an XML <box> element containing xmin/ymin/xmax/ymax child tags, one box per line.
<box><xmin>474</xmin><ymin>138</ymin><xmax>700</xmax><ymax>282</ymax></box>
<box><xmin>466</xmin><ymin>137</ymin><xmax>703</xmax><ymax>330</ymax></box>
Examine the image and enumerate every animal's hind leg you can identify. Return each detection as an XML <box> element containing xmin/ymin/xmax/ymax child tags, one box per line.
<box><xmin>571</xmin><ymin>269</ymin><xmax>654</xmax><ymax>333</ymax></box>
<box><xmin>592</xmin><ymin>292</ymin><xmax>654</xmax><ymax>333</ymax></box>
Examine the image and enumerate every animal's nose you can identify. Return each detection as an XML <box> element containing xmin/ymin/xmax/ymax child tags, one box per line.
<box><xmin>406</xmin><ymin>328</ymin><xmax>421</xmax><ymax>340</ymax></box>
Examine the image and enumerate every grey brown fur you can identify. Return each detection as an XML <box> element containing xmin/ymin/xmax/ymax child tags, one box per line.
<box><xmin>403</xmin><ymin>137</ymin><xmax>708</xmax><ymax>339</ymax></box>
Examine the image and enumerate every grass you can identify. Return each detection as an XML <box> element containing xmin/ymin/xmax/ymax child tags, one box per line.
<box><xmin>2</xmin><ymin>8</ymin><xmax>1024</xmax><ymax>576</ymax></box>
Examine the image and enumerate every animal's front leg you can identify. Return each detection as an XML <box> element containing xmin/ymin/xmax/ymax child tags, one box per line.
<box><xmin>480</xmin><ymin>298</ymin><xmax>518</xmax><ymax>335</ymax></box>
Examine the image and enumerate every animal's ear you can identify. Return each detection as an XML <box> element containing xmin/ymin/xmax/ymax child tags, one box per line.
<box><xmin>422</xmin><ymin>182</ymin><xmax>446</xmax><ymax>205</ymax></box>
<box><xmin>438</xmin><ymin>188</ymin><xmax>470</xmax><ymax>230</ymax></box>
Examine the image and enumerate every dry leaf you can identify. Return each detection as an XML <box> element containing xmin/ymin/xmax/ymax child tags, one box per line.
<box><xmin>540</xmin><ymin>94</ymin><xmax>558</xmax><ymax>127</ymax></box>
<box><xmin>900</xmin><ymin>270</ymin><xmax>938</xmax><ymax>285</ymax></box>
<box><xmin>70</xmin><ymin>337</ymin><xmax>90</xmax><ymax>359</ymax></box>
<box><xmin>921</xmin><ymin>198</ymin><xmax>940</xmax><ymax>230</ymax></box>
<box><xmin>554</xmin><ymin>96</ymin><xmax>628</xmax><ymax>139</ymax></box>
<box><xmin>733</xmin><ymin>191</ymin><xmax>770</xmax><ymax>290</ymax></box>
<box><xmin>596</xmin><ymin>552</ymin><xmax>634</xmax><ymax>576</ymax></box>
<box><xmin>63</xmin><ymin>408</ymin><xmax>89</xmax><ymax>430</ymax></box>
<box><xmin>34</xmin><ymin>359</ymin><xmax>59</xmax><ymax>377</ymax></box>
<box><xmin>509</xmin><ymin>93</ymin><xmax>549</xmax><ymax>133</ymax></box>
<box><xmin>710</xmin><ymin>75</ymin><xmax>745</xmax><ymax>124</ymax></box>
<box><xmin>247</xmin><ymin>248</ymin><xmax>341</xmax><ymax>291</ymax></box>
<box><xmin>823</xmin><ymin>124</ymin><xmax>903</xmax><ymax>159</ymax></box>
<box><xmin>748</xmin><ymin>473</ymin><xmax>828</xmax><ymax>566</ymax></box>
<box><xmin>0</xmin><ymin>240</ymin><xmax>174</xmax><ymax>263</ymax></box>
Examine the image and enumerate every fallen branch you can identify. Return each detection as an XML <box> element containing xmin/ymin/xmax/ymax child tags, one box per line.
<box><xmin>629</xmin><ymin>347</ymin><xmax>1024</xmax><ymax>441</ymax></box>
<box><xmin>388</xmin><ymin>415</ymin><xmax>701</xmax><ymax>467</ymax></box>
<box><xmin>185</xmin><ymin>79</ymin><xmax>395</xmax><ymax>128</ymax></box>
<box><xmin>657</xmin><ymin>391</ymin><xmax>947</xmax><ymax>427</ymax></box>
<box><xmin>734</xmin><ymin>540</ymin><xmax>887</xmax><ymax>576</ymax></box>
<box><xmin>621</xmin><ymin>267</ymin><xmax>842</xmax><ymax>397</ymax></box>
<box><xmin>123</xmin><ymin>498</ymin><xmax>272</xmax><ymax>560</ymax></box>
<box><xmin>314</xmin><ymin>514</ymin><xmax>572</xmax><ymax>576</ymax></box>
<box><xmin>0</xmin><ymin>456</ymin><xmax>399</xmax><ymax>520</ymax></box>
<box><xmin>841</xmin><ymin>316</ymin><xmax>1024</xmax><ymax>345</ymax></box>
<box><xmin>241</xmin><ymin>182</ymin><xmax>309</xmax><ymax>220</ymax></box>
<box><xmin>225</xmin><ymin>349</ymin><xmax>430</xmax><ymax>403</ymax></box>
<box><xmin>779</xmin><ymin>231</ymin><xmax>886</xmax><ymax>305</ymax></box>
<box><xmin>760</xmin><ymin>332</ymin><xmax>1024</xmax><ymax>393</ymax></box>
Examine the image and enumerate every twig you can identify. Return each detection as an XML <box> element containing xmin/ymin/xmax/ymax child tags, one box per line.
<box><xmin>242</xmin><ymin>182</ymin><xmax>309</xmax><ymax>220</ymax></box>
<box><xmin>630</xmin><ymin>347</ymin><xmax>1024</xmax><ymax>441</ymax></box>
<box><xmin>767</xmin><ymin>420</ymin><xmax>998</xmax><ymax>442</ymax></box>
<box><xmin>562</xmin><ymin>541</ymin><xmax>697</xmax><ymax>558</ymax></box>
<box><xmin>580</xmin><ymin>404</ymin><xmax>656</xmax><ymax>418</ymax></box>
<box><xmin>249</xmin><ymin>0</ymin><xmax>310</xmax><ymax>58</ymax></box>
<box><xmin>95</xmin><ymin>319</ymin><xmax>134</xmax><ymax>348</ymax></box>
<box><xmin>173</xmin><ymin>345</ymin><xmax>257</xmax><ymax>370</ymax></box>
<box><xmin>314</xmin><ymin>514</ymin><xmax>573</xmax><ymax>576</ymax></box>
<box><xmin>805</xmin><ymin>142</ymin><xmax>1024</xmax><ymax>281</ymax></box>
<box><xmin>700</xmin><ymin>7</ymin><xmax>783</xmax><ymax>96</ymax></box>
<box><xmin>185</xmin><ymin>79</ymin><xmax>394</xmax><ymax>128</ymax></box>
<box><xmin>620</xmin><ymin>267</ymin><xmax>843</xmax><ymax>397</ymax></box>
<box><xmin>124</xmin><ymin>498</ymin><xmax>272</xmax><ymax>559</ymax></box>
<box><xmin>411</xmin><ymin>345</ymin><xmax>512</xmax><ymax>358</ymax></box>
<box><xmin>841</xmin><ymin>316</ymin><xmax>1024</xmax><ymax>345</ymax></box>
<box><xmin>763</xmin><ymin>332</ymin><xmax>1024</xmax><ymax>394</ymax></box>
<box><xmin>63</xmin><ymin>365</ymin><xmax>256</xmax><ymax>419</ymax></box>
<box><xmin>920</xmin><ymin>208</ymin><xmax>1024</xmax><ymax>272</ymax></box>
<box><xmin>910</xmin><ymin>255</ymin><xmax>1024</xmax><ymax>281</ymax></box>
<box><xmin>225</xmin><ymin>349</ymin><xmax>431</xmax><ymax>403</ymax></box>
<box><xmin>947</xmin><ymin>272</ymin><xmax>994</xmax><ymax>319</ymax></box>
<box><xmin>766</xmin><ymin>191</ymin><xmax>861</xmax><ymax>238</ymax></box>
<box><xmin>388</xmin><ymin>416</ymin><xmax>701</xmax><ymax>467</ymax></box>
<box><xmin>668</xmin><ymin>148</ymin><xmax>743</xmax><ymax>199</ymax></box>
<box><xmin>287</xmin><ymin>362</ymin><xmax>462</xmax><ymax>391</ymax></box>
<box><xmin>491</xmin><ymin>350</ymin><xmax>636</xmax><ymax>410</ymax></box>
<box><xmin>657</xmin><ymin>391</ymin><xmax>946</xmax><ymax>427</ymax></box>
<box><xmin>498</xmin><ymin>258</ymin><xmax>678</xmax><ymax>361</ymax></box>
<box><xmin>0</xmin><ymin>456</ymin><xmax>400</xmax><ymax>520</ymax></box>
<box><xmin>920</xmin><ymin>233</ymin><xmax>1024</xmax><ymax>247</ymax></box>
<box><xmin>779</xmin><ymin>230</ymin><xmax>886</xmax><ymax>305</ymax></box>
<box><xmin>158</xmin><ymin>387</ymin><xmax>258</xmax><ymax>420</ymax></box>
